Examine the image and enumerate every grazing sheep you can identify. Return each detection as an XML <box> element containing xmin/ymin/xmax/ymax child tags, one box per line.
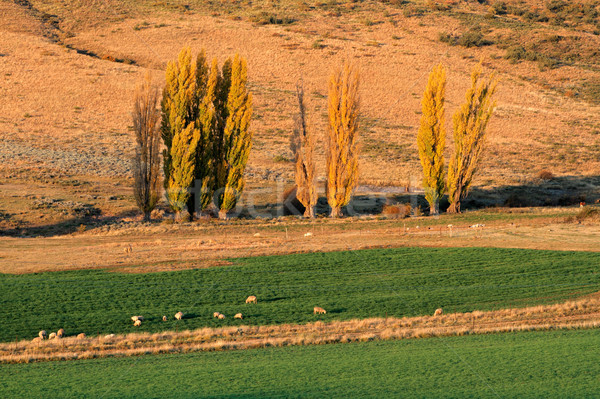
<box><xmin>162</xmin><ymin>315</ymin><xmax>167</xmax><ymax>321</ymax></box>
<box><xmin>304</xmin><ymin>232</ymin><xmax>313</xmax><ymax>237</ymax></box>
<box><xmin>48</xmin><ymin>332</ymin><xmax>57</xmax><ymax>340</ymax></box>
<box><xmin>57</xmin><ymin>328</ymin><xmax>65</xmax><ymax>338</ymax></box>
<box><xmin>76</xmin><ymin>333</ymin><xmax>86</xmax><ymax>339</ymax></box>
<box><xmin>245</xmin><ymin>295</ymin><xmax>257</xmax><ymax>304</ymax></box>
<box><xmin>234</xmin><ymin>313</ymin><xmax>243</xmax><ymax>319</ymax></box>
<box><xmin>434</xmin><ymin>308</ymin><xmax>443</xmax><ymax>316</ymax></box>
<box><xmin>134</xmin><ymin>319</ymin><xmax>142</xmax><ymax>326</ymax></box>
<box><xmin>218</xmin><ymin>314</ymin><xmax>226</xmax><ymax>320</ymax></box>
<box><xmin>213</xmin><ymin>312</ymin><xmax>221</xmax><ymax>318</ymax></box>
<box><xmin>38</xmin><ymin>330</ymin><xmax>47</xmax><ymax>340</ymax></box>
<box><xmin>104</xmin><ymin>334</ymin><xmax>115</xmax><ymax>339</ymax></box>
<box><xmin>313</xmin><ymin>307</ymin><xmax>326</xmax><ymax>315</ymax></box>
<box><xmin>175</xmin><ymin>312</ymin><xmax>184</xmax><ymax>320</ymax></box>
<box><xmin>131</xmin><ymin>316</ymin><xmax>144</xmax><ymax>322</ymax></box>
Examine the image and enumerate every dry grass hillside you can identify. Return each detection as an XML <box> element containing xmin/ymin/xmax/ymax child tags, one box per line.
<box><xmin>1</xmin><ymin>0</ymin><xmax>600</xmax><ymax>231</ymax></box>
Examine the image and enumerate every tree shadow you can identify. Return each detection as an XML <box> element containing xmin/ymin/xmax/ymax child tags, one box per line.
<box><xmin>0</xmin><ymin>209</ymin><xmax>140</xmax><ymax>238</ymax></box>
<box><xmin>463</xmin><ymin>175</ymin><xmax>600</xmax><ymax>210</ymax></box>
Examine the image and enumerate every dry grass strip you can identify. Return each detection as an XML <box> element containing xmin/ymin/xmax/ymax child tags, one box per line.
<box><xmin>3</xmin><ymin>296</ymin><xmax>600</xmax><ymax>364</ymax></box>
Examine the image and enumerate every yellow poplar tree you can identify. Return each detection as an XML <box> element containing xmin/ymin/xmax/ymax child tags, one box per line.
<box><xmin>447</xmin><ymin>64</ymin><xmax>497</xmax><ymax>213</ymax></box>
<box><xmin>326</xmin><ymin>62</ymin><xmax>360</xmax><ymax>218</ymax></box>
<box><xmin>194</xmin><ymin>54</ymin><xmax>219</xmax><ymax>213</ymax></box>
<box><xmin>216</xmin><ymin>54</ymin><xmax>253</xmax><ymax>219</ymax></box>
<box><xmin>291</xmin><ymin>80</ymin><xmax>317</xmax><ymax>218</ymax></box>
<box><xmin>417</xmin><ymin>63</ymin><xmax>447</xmax><ymax>215</ymax></box>
<box><xmin>161</xmin><ymin>47</ymin><xmax>199</xmax><ymax>219</ymax></box>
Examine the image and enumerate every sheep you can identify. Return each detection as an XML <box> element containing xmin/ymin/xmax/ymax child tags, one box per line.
<box><xmin>313</xmin><ymin>306</ymin><xmax>326</xmax><ymax>315</ymax></box>
<box><xmin>134</xmin><ymin>319</ymin><xmax>142</xmax><ymax>326</ymax></box>
<box><xmin>245</xmin><ymin>295</ymin><xmax>257</xmax><ymax>304</ymax></box>
<box><xmin>57</xmin><ymin>328</ymin><xmax>65</xmax><ymax>338</ymax></box>
<box><xmin>175</xmin><ymin>311</ymin><xmax>184</xmax><ymax>320</ymax></box>
<box><xmin>48</xmin><ymin>332</ymin><xmax>57</xmax><ymax>340</ymax></box>
<box><xmin>131</xmin><ymin>316</ymin><xmax>144</xmax><ymax>322</ymax></box>
<box><xmin>218</xmin><ymin>314</ymin><xmax>226</xmax><ymax>320</ymax></box>
<box><xmin>162</xmin><ymin>315</ymin><xmax>167</xmax><ymax>322</ymax></box>
<box><xmin>38</xmin><ymin>330</ymin><xmax>47</xmax><ymax>340</ymax></box>
<box><xmin>304</xmin><ymin>232</ymin><xmax>313</xmax><ymax>237</ymax></box>
<box><xmin>213</xmin><ymin>312</ymin><xmax>221</xmax><ymax>318</ymax></box>
<box><xmin>77</xmin><ymin>333</ymin><xmax>86</xmax><ymax>339</ymax></box>
<box><xmin>234</xmin><ymin>313</ymin><xmax>243</xmax><ymax>319</ymax></box>
<box><xmin>434</xmin><ymin>308</ymin><xmax>443</xmax><ymax>316</ymax></box>
<box><xmin>104</xmin><ymin>334</ymin><xmax>115</xmax><ymax>339</ymax></box>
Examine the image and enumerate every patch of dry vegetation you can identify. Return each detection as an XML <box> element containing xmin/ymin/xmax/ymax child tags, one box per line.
<box><xmin>3</xmin><ymin>294</ymin><xmax>599</xmax><ymax>364</ymax></box>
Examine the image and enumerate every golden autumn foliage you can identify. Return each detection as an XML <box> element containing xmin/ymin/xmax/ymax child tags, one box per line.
<box><xmin>417</xmin><ymin>63</ymin><xmax>447</xmax><ymax>215</ymax></box>
<box><xmin>217</xmin><ymin>54</ymin><xmax>253</xmax><ymax>219</ymax></box>
<box><xmin>291</xmin><ymin>80</ymin><xmax>317</xmax><ymax>218</ymax></box>
<box><xmin>161</xmin><ymin>47</ymin><xmax>199</xmax><ymax>218</ymax></box>
<box><xmin>326</xmin><ymin>62</ymin><xmax>360</xmax><ymax>218</ymax></box>
<box><xmin>447</xmin><ymin>64</ymin><xmax>497</xmax><ymax>213</ymax></box>
<box><xmin>161</xmin><ymin>48</ymin><xmax>253</xmax><ymax>220</ymax></box>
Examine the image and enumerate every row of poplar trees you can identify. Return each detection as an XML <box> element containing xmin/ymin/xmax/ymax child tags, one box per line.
<box><xmin>133</xmin><ymin>47</ymin><xmax>253</xmax><ymax>221</ymax></box>
<box><xmin>417</xmin><ymin>62</ymin><xmax>497</xmax><ymax>215</ymax></box>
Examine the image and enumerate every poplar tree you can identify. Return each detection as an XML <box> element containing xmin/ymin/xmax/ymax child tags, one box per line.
<box><xmin>193</xmin><ymin>54</ymin><xmax>219</xmax><ymax>214</ymax></box>
<box><xmin>132</xmin><ymin>73</ymin><xmax>161</xmax><ymax>221</ymax></box>
<box><xmin>326</xmin><ymin>62</ymin><xmax>360</xmax><ymax>218</ymax></box>
<box><xmin>447</xmin><ymin>64</ymin><xmax>497</xmax><ymax>213</ymax></box>
<box><xmin>161</xmin><ymin>47</ymin><xmax>199</xmax><ymax>219</ymax></box>
<box><xmin>216</xmin><ymin>54</ymin><xmax>253</xmax><ymax>219</ymax></box>
<box><xmin>290</xmin><ymin>80</ymin><xmax>317</xmax><ymax>218</ymax></box>
<box><xmin>417</xmin><ymin>63</ymin><xmax>447</xmax><ymax>216</ymax></box>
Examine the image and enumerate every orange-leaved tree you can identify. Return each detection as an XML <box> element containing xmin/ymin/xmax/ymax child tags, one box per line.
<box><xmin>447</xmin><ymin>63</ymin><xmax>497</xmax><ymax>213</ymax></box>
<box><xmin>326</xmin><ymin>62</ymin><xmax>360</xmax><ymax>218</ymax></box>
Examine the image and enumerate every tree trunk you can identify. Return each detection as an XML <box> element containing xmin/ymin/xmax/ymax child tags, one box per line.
<box><xmin>218</xmin><ymin>209</ymin><xmax>229</xmax><ymax>220</ymax></box>
<box><xmin>304</xmin><ymin>205</ymin><xmax>315</xmax><ymax>219</ymax></box>
<box><xmin>447</xmin><ymin>200</ymin><xmax>461</xmax><ymax>214</ymax></box>
<box><xmin>330</xmin><ymin>206</ymin><xmax>342</xmax><ymax>218</ymax></box>
<box><xmin>143</xmin><ymin>212</ymin><xmax>151</xmax><ymax>222</ymax></box>
<box><xmin>429</xmin><ymin>200</ymin><xmax>439</xmax><ymax>216</ymax></box>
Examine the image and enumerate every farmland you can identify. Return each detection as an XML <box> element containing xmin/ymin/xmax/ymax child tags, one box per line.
<box><xmin>1</xmin><ymin>246</ymin><xmax>599</xmax><ymax>343</ymax></box>
<box><xmin>2</xmin><ymin>329</ymin><xmax>599</xmax><ymax>398</ymax></box>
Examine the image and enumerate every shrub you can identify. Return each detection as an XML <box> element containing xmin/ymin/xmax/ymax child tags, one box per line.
<box><xmin>537</xmin><ymin>170</ymin><xmax>554</xmax><ymax>180</ymax></box>
<box><xmin>382</xmin><ymin>203</ymin><xmax>411</xmax><ymax>218</ymax></box>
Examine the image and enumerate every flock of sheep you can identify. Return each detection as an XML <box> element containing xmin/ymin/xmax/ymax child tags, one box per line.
<box><xmin>127</xmin><ymin>295</ymin><xmax>328</xmax><ymax>327</ymax></box>
<box><xmin>34</xmin><ymin>328</ymin><xmax>87</xmax><ymax>341</ymax></box>
<box><xmin>35</xmin><ymin>293</ymin><xmax>444</xmax><ymax>340</ymax></box>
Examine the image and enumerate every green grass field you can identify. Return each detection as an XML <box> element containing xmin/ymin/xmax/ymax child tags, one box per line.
<box><xmin>1</xmin><ymin>247</ymin><xmax>599</xmax><ymax>342</ymax></box>
<box><xmin>2</xmin><ymin>328</ymin><xmax>599</xmax><ymax>398</ymax></box>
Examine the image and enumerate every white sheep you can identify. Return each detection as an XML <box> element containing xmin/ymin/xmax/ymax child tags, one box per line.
<box><xmin>234</xmin><ymin>313</ymin><xmax>243</xmax><ymax>319</ymax></box>
<box><xmin>38</xmin><ymin>330</ymin><xmax>47</xmax><ymax>340</ymax></box>
<box><xmin>131</xmin><ymin>316</ymin><xmax>144</xmax><ymax>322</ymax></box>
<box><xmin>57</xmin><ymin>328</ymin><xmax>65</xmax><ymax>338</ymax></box>
<box><xmin>218</xmin><ymin>314</ymin><xmax>226</xmax><ymax>320</ymax></box>
<box><xmin>213</xmin><ymin>312</ymin><xmax>221</xmax><ymax>318</ymax></box>
<box><xmin>434</xmin><ymin>308</ymin><xmax>443</xmax><ymax>316</ymax></box>
<box><xmin>49</xmin><ymin>332</ymin><xmax>57</xmax><ymax>340</ymax></box>
<box><xmin>304</xmin><ymin>232</ymin><xmax>313</xmax><ymax>237</ymax></box>
<box><xmin>313</xmin><ymin>306</ymin><xmax>326</xmax><ymax>315</ymax></box>
<box><xmin>245</xmin><ymin>295</ymin><xmax>257</xmax><ymax>304</ymax></box>
<box><xmin>162</xmin><ymin>315</ymin><xmax>167</xmax><ymax>321</ymax></box>
<box><xmin>134</xmin><ymin>319</ymin><xmax>142</xmax><ymax>326</ymax></box>
<box><xmin>175</xmin><ymin>311</ymin><xmax>184</xmax><ymax>320</ymax></box>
